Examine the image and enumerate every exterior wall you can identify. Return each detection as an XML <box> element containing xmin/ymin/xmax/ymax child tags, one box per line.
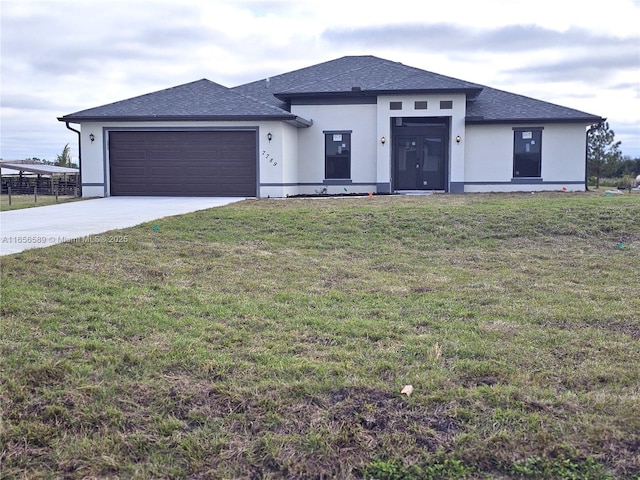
<box><xmin>292</xmin><ymin>103</ymin><xmax>378</xmax><ymax>195</ymax></box>
<box><xmin>78</xmin><ymin>122</ymin><xmax>106</xmax><ymax>197</ymax></box>
<box><xmin>74</xmin><ymin>111</ymin><xmax>589</xmax><ymax>198</ymax></box>
<box><xmin>376</xmin><ymin>94</ymin><xmax>467</xmax><ymax>192</ymax></box>
<box><xmin>291</xmin><ymin>94</ymin><xmax>467</xmax><ymax>195</ymax></box>
<box><xmin>259</xmin><ymin>123</ymin><xmax>300</xmax><ymax>198</ymax></box>
<box><xmin>464</xmin><ymin>123</ymin><xmax>588</xmax><ymax>192</ymax></box>
<box><xmin>75</xmin><ymin>120</ymin><xmax>288</xmax><ymax>198</ymax></box>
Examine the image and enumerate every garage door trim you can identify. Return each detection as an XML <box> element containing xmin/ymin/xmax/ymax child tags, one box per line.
<box><xmin>104</xmin><ymin>127</ymin><xmax>259</xmax><ymax>197</ymax></box>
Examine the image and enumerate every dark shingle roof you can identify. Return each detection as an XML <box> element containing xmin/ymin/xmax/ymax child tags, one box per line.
<box><xmin>233</xmin><ymin>55</ymin><xmax>602</xmax><ymax>123</ymax></box>
<box><xmin>232</xmin><ymin>55</ymin><xmax>481</xmax><ymax>102</ymax></box>
<box><xmin>59</xmin><ymin>56</ymin><xmax>603</xmax><ymax>124</ymax></box>
<box><xmin>59</xmin><ymin>79</ymin><xmax>296</xmax><ymax>121</ymax></box>
<box><xmin>466</xmin><ymin>85</ymin><xmax>604</xmax><ymax>123</ymax></box>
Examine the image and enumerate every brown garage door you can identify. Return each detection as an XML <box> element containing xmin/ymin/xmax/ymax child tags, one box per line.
<box><xmin>109</xmin><ymin>130</ymin><xmax>256</xmax><ymax>196</ymax></box>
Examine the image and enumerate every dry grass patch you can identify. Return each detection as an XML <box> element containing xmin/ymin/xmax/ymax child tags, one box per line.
<box><xmin>1</xmin><ymin>192</ymin><xmax>639</xmax><ymax>478</ymax></box>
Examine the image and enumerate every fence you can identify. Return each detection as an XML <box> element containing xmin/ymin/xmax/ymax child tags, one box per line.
<box><xmin>1</xmin><ymin>175</ymin><xmax>79</xmax><ymax>196</ymax></box>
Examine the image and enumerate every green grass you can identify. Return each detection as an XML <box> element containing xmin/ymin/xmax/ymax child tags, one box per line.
<box><xmin>0</xmin><ymin>194</ymin><xmax>81</xmax><ymax>211</ymax></box>
<box><xmin>1</xmin><ymin>192</ymin><xmax>639</xmax><ymax>479</ymax></box>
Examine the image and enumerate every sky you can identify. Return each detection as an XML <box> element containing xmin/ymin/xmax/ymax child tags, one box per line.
<box><xmin>1</xmin><ymin>0</ymin><xmax>639</xmax><ymax>164</ymax></box>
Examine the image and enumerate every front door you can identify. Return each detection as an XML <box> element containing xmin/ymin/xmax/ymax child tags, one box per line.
<box><xmin>394</xmin><ymin>135</ymin><xmax>446</xmax><ymax>190</ymax></box>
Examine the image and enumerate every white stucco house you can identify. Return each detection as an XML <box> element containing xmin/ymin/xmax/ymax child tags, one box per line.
<box><xmin>58</xmin><ymin>56</ymin><xmax>604</xmax><ymax>197</ymax></box>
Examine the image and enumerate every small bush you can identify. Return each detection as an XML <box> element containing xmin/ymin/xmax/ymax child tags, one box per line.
<box><xmin>616</xmin><ymin>175</ymin><xmax>637</xmax><ymax>190</ymax></box>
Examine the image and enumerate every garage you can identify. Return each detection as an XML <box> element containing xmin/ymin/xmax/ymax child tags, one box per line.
<box><xmin>108</xmin><ymin>130</ymin><xmax>257</xmax><ymax>196</ymax></box>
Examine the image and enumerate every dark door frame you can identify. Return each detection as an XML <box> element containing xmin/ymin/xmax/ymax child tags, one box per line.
<box><xmin>391</xmin><ymin>117</ymin><xmax>450</xmax><ymax>192</ymax></box>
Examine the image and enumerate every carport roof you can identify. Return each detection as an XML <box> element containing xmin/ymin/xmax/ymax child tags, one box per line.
<box><xmin>0</xmin><ymin>162</ymin><xmax>79</xmax><ymax>175</ymax></box>
<box><xmin>58</xmin><ymin>79</ymin><xmax>306</xmax><ymax>123</ymax></box>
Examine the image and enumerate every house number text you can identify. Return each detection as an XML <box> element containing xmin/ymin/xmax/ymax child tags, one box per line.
<box><xmin>262</xmin><ymin>150</ymin><xmax>277</xmax><ymax>166</ymax></box>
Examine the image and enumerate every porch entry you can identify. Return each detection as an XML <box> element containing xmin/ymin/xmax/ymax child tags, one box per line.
<box><xmin>392</xmin><ymin>117</ymin><xmax>449</xmax><ymax>191</ymax></box>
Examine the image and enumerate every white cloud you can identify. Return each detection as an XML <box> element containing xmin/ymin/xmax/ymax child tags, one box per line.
<box><xmin>1</xmin><ymin>0</ymin><xmax>639</xmax><ymax>161</ymax></box>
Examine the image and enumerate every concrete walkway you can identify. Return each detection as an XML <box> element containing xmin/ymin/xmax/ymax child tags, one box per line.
<box><xmin>0</xmin><ymin>197</ymin><xmax>245</xmax><ymax>256</ymax></box>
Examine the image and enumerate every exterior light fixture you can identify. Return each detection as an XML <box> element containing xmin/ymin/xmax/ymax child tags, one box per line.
<box><xmin>89</xmin><ymin>133</ymin><xmax>95</xmax><ymax>142</ymax></box>
<box><xmin>380</xmin><ymin>136</ymin><xmax>386</xmax><ymax>145</ymax></box>
<box><xmin>456</xmin><ymin>135</ymin><xmax>461</xmax><ymax>143</ymax></box>
<box><xmin>267</xmin><ymin>132</ymin><xmax>273</xmax><ymax>142</ymax></box>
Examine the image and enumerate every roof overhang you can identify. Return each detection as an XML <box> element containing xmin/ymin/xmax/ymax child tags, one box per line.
<box><xmin>465</xmin><ymin>116</ymin><xmax>606</xmax><ymax>125</ymax></box>
<box><xmin>275</xmin><ymin>87</ymin><xmax>483</xmax><ymax>102</ymax></box>
<box><xmin>58</xmin><ymin>114</ymin><xmax>313</xmax><ymax>127</ymax></box>
<box><xmin>285</xmin><ymin>117</ymin><xmax>313</xmax><ymax>128</ymax></box>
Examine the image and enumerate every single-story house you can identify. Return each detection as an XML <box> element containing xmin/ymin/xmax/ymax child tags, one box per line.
<box><xmin>58</xmin><ymin>55</ymin><xmax>604</xmax><ymax>197</ymax></box>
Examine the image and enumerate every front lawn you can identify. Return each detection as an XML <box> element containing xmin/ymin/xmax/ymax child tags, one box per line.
<box><xmin>0</xmin><ymin>194</ymin><xmax>81</xmax><ymax>211</ymax></box>
<box><xmin>1</xmin><ymin>192</ymin><xmax>638</xmax><ymax>479</ymax></box>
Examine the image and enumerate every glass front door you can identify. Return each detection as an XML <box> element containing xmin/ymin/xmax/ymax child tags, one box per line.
<box><xmin>394</xmin><ymin>135</ymin><xmax>446</xmax><ymax>190</ymax></box>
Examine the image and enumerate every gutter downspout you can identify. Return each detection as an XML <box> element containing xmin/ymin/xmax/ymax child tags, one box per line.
<box><xmin>65</xmin><ymin>122</ymin><xmax>82</xmax><ymax>197</ymax></box>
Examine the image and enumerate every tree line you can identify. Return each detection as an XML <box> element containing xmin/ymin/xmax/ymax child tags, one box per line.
<box><xmin>587</xmin><ymin>122</ymin><xmax>639</xmax><ymax>188</ymax></box>
<box><xmin>7</xmin><ymin>144</ymin><xmax>78</xmax><ymax>169</ymax></box>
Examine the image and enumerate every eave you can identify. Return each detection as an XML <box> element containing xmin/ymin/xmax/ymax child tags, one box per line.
<box><xmin>465</xmin><ymin>116</ymin><xmax>606</xmax><ymax>125</ymax></box>
<box><xmin>274</xmin><ymin>87</ymin><xmax>483</xmax><ymax>101</ymax></box>
<box><xmin>57</xmin><ymin>114</ymin><xmax>313</xmax><ymax>127</ymax></box>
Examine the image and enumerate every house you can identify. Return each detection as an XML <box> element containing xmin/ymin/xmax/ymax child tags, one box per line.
<box><xmin>58</xmin><ymin>55</ymin><xmax>604</xmax><ymax>197</ymax></box>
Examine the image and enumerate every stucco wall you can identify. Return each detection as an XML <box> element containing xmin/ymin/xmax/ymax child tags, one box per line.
<box><xmin>75</xmin><ymin>120</ymin><xmax>287</xmax><ymax>198</ymax></box>
<box><xmin>74</xmin><ymin>115</ymin><xmax>590</xmax><ymax>198</ymax></box>
<box><xmin>292</xmin><ymin>103</ymin><xmax>377</xmax><ymax>195</ymax></box>
<box><xmin>259</xmin><ymin>123</ymin><xmax>300</xmax><ymax>198</ymax></box>
<box><xmin>376</xmin><ymin>94</ymin><xmax>467</xmax><ymax>191</ymax></box>
<box><xmin>464</xmin><ymin>123</ymin><xmax>588</xmax><ymax>192</ymax></box>
<box><xmin>291</xmin><ymin>94</ymin><xmax>467</xmax><ymax>194</ymax></box>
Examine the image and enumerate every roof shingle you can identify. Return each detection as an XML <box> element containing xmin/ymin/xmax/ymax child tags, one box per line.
<box><xmin>59</xmin><ymin>79</ymin><xmax>294</xmax><ymax>121</ymax></box>
<box><xmin>232</xmin><ymin>55</ymin><xmax>481</xmax><ymax>99</ymax></box>
<box><xmin>59</xmin><ymin>55</ymin><xmax>603</xmax><ymax>124</ymax></box>
<box><xmin>466</xmin><ymin>85</ymin><xmax>603</xmax><ymax>123</ymax></box>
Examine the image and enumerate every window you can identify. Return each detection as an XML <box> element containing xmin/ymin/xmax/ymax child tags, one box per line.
<box><xmin>513</xmin><ymin>129</ymin><xmax>542</xmax><ymax>177</ymax></box>
<box><xmin>439</xmin><ymin>100</ymin><xmax>453</xmax><ymax>109</ymax></box>
<box><xmin>325</xmin><ymin>132</ymin><xmax>351</xmax><ymax>179</ymax></box>
<box><xmin>414</xmin><ymin>101</ymin><xmax>428</xmax><ymax>110</ymax></box>
<box><xmin>390</xmin><ymin>101</ymin><xmax>402</xmax><ymax>110</ymax></box>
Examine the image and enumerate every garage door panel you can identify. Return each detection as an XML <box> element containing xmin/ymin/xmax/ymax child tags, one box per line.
<box><xmin>221</xmin><ymin>150</ymin><xmax>255</xmax><ymax>159</ymax></box>
<box><xmin>221</xmin><ymin>165</ymin><xmax>255</xmax><ymax>175</ymax></box>
<box><xmin>148</xmin><ymin>153</ymin><xmax>181</xmax><ymax>161</ymax></box>
<box><xmin>109</xmin><ymin>131</ymin><xmax>256</xmax><ymax>196</ymax></box>
<box><xmin>115</xmin><ymin>150</ymin><xmax>147</xmax><ymax>161</ymax></box>
<box><xmin>148</xmin><ymin>165</ymin><xmax>177</xmax><ymax>175</ymax></box>
<box><xmin>150</xmin><ymin>184</ymin><xmax>184</xmax><ymax>194</ymax></box>
<box><xmin>113</xmin><ymin>166</ymin><xmax>147</xmax><ymax>176</ymax></box>
<box><xmin>116</xmin><ymin>184</ymin><xmax>150</xmax><ymax>194</ymax></box>
<box><xmin>183</xmin><ymin>168</ymin><xmax>216</xmax><ymax>177</ymax></box>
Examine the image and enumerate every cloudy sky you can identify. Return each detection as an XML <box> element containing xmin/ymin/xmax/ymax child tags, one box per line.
<box><xmin>1</xmin><ymin>0</ymin><xmax>639</xmax><ymax>163</ymax></box>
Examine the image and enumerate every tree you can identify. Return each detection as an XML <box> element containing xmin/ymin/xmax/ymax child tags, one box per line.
<box><xmin>55</xmin><ymin>143</ymin><xmax>72</xmax><ymax>167</ymax></box>
<box><xmin>587</xmin><ymin>122</ymin><xmax>622</xmax><ymax>188</ymax></box>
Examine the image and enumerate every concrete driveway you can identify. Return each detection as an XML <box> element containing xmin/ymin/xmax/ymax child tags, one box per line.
<box><xmin>0</xmin><ymin>196</ymin><xmax>245</xmax><ymax>256</ymax></box>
